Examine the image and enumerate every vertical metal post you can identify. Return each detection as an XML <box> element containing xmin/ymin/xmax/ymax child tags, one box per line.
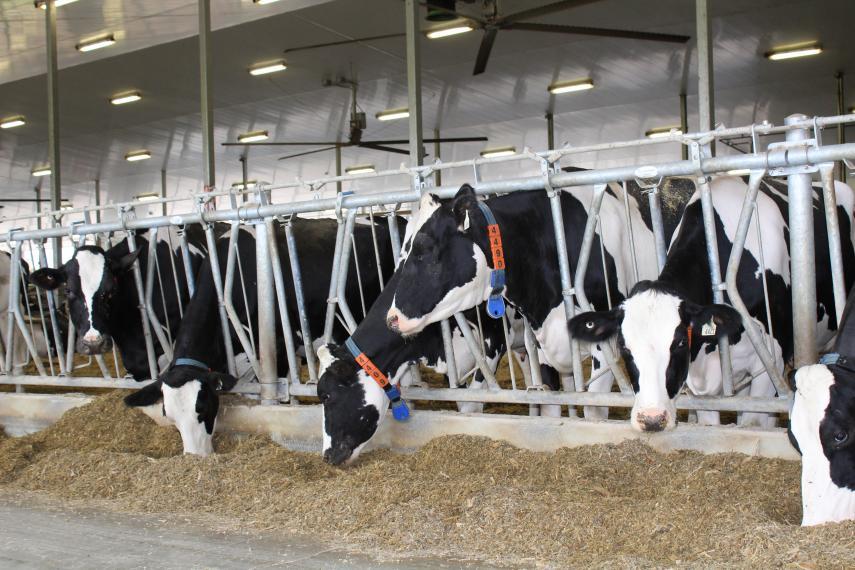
<box><xmin>335</xmin><ymin>147</ymin><xmax>342</xmax><ymax>194</ymax></box>
<box><xmin>267</xmin><ymin>221</ymin><xmax>299</xmax><ymax>391</ymax></box>
<box><xmin>696</xmin><ymin>0</ymin><xmax>715</xmax><ymax>154</ymax></box>
<box><xmin>433</xmin><ymin>128</ymin><xmax>442</xmax><ymax>186</ymax></box>
<box><xmin>836</xmin><ymin>72</ymin><xmax>846</xmax><ymax>182</ymax></box>
<box><xmin>94</xmin><ymin>179</ymin><xmax>101</xmax><ymax>223</ymax></box>
<box><xmin>45</xmin><ymin>0</ymin><xmax>62</xmax><ymax>267</ymax></box>
<box><xmin>546</xmin><ymin>112</ymin><xmax>555</xmax><ymax>150</ymax></box>
<box><xmin>819</xmin><ymin>163</ymin><xmax>847</xmax><ymax>325</ymax></box>
<box><xmin>203</xmin><ymin>224</ymin><xmax>237</xmax><ymax>376</ymax></box>
<box><xmin>285</xmin><ymin>221</ymin><xmax>318</xmax><ymax>383</ymax></box>
<box><xmin>679</xmin><ymin>92</ymin><xmax>689</xmax><ymax>160</ymax></box>
<box><xmin>35</xmin><ymin>187</ymin><xmax>43</xmax><ymax>229</ymax></box>
<box><xmin>647</xmin><ymin>189</ymin><xmax>668</xmax><ymax>272</ymax></box>
<box><xmin>256</xmin><ymin>219</ymin><xmax>278</xmax><ymax>404</ymax></box>
<box><xmin>126</xmin><ymin>231</ymin><xmax>160</xmax><ymax>379</ymax></box>
<box><xmin>405</xmin><ymin>0</ymin><xmax>424</xmax><ymax>166</ymax></box>
<box><xmin>440</xmin><ymin>320</ymin><xmax>458</xmax><ymax>387</ymax></box>
<box><xmin>787</xmin><ymin>114</ymin><xmax>818</xmax><ymax>366</ymax></box>
<box><xmin>199</xmin><ymin>0</ymin><xmax>215</xmax><ymax>189</ymax></box>
<box><xmin>160</xmin><ymin>170</ymin><xmax>168</xmax><ymax>216</ymax></box>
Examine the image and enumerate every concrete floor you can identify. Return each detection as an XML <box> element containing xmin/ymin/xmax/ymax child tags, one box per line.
<box><xmin>0</xmin><ymin>494</ymin><xmax>493</xmax><ymax>570</ymax></box>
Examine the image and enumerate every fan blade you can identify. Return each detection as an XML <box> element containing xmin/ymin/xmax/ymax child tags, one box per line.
<box><xmin>501</xmin><ymin>0</ymin><xmax>603</xmax><ymax>25</ymax></box>
<box><xmin>358</xmin><ymin>143</ymin><xmax>411</xmax><ymax>155</ymax></box>
<box><xmin>505</xmin><ymin>22</ymin><xmax>690</xmax><ymax>44</ymax></box>
<box><xmin>283</xmin><ymin>33</ymin><xmax>405</xmax><ymax>54</ymax></box>
<box><xmin>360</xmin><ymin>136</ymin><xmax>488</xmax><ymax>144</ymax></box>
<box><xmin>278</xmin><ymin>146</ymin><xmax>340</xmax><ymax>161</ymax></box>
<box><xmin>222</xmin><ymin>141</ymin><xmax>344</xmax><ymax>146</ymax></box>
<box><xmin>473</xmin><ymin>28</ymin><xmax>498</xmax><ymax>75</ymax></box>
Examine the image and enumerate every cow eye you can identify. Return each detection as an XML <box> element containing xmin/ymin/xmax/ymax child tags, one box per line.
<box><xmin>677</xmin><ymin>339</ymin><xmax>686</xmax><ymax>348</ymax></box>
<box><xmin>834</xmin><ymin>431</ymin><xmax>848</xmax><ymax>444</ymax></box>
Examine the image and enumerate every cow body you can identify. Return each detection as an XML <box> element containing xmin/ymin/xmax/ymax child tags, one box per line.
<box><xmin>0</xmin><ymin>252</ymin><xmax>55</xmax><ymax>373</ymax></box>
<box><xmin>790</xmin><ymin>286</ymin><xmax>855</xmax><ymax>526</ymax></box>
<box><xmin>571</xmin><ymin>177</ymin><xmax>855</xmax><ymax>431</ymax></box>
<box><xmin>125</xmin><ymin>216</ymin><xmax>401</xmax><ymax>455</ymax></box>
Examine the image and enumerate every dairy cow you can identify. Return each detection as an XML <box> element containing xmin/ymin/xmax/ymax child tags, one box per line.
<box><xmin>125</xmin><ymin>217</ymin><xmax>401</xmax><ymax>455</ymax></box>
<box><xmin>570</xmin><ymin>177</ymin><xmax>855</xmax><ymax>432</ymax></box>
<box><xmin>789</xmin><ymin>287</ymin><xmax>855</xmax><ymax>526</ymax></box>
<box><xmin>28</xmin><ymin>227</ymin><xmax>210</xmax><ymax>380</ymax></box>
<box><xmin>385</xmin><ymin>181</ymin><xmax>687</xmax><ymax>417</ymax></box>
<box><xmin>317</xmin><ymin>269</ymin><xmax>530</xmax><ymax>465</ymax></box>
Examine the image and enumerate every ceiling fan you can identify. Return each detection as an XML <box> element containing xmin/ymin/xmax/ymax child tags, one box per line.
<box><xmin>222</xmin><ymin>78</ymin><xmax>488</xmax><ymax>161</ymax></box>
<box><xmin>278</xmin><ymin>1</ymin><xmax>690</xmax><ymax>77</ymax></box>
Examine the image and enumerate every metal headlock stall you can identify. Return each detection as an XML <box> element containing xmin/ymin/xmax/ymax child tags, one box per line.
<box><xmin>344</xmin><ymin>337</ymin><xmax>410</xmax><ymax>421</ymax></box>
<box><xmin>476</xmin><ymin>201</ymin><xmax>506</xmax><ymax>319</ymax></box>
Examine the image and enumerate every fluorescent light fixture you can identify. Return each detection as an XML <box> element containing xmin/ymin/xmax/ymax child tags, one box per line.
<box><xmin>726</xmin><ymin>169</ymin><xmax>751</xmax><ymax>176</ymax></box>
<box><xmin>125</xmin><ymin>149</ymin><xmax>151</xmax><ymax>162</ymax></box>
<box><xmin>32</xmin><ymin>165</ymin><xmax>51</xmax><ymax>177</ymax></box>
<box><xmin>376</xmin><ymin>107</ymin><xmax>409</xmax><ymax>121</ymax></box>
<box><xmin>645</xmin><ymin>126</ymin><xmax>682</xmax><ymax>139</ymax></box>
<box><xmin>237</xmin><ymin>130</ymin><xmax>269</xmax><ymax>143</ymax></box>
<box><xmin>765</xmin><ymin>43</ymin><xmax>822</xmax><ymax>61</ymax></box>
<box><xmin>249</xmin><ymin>60</ymin><xmax>287</xmax><ymax>76</ymax></box>
<box><xmin>0</xmin><ymin>115</ymin><xmax>25</xmax><ymax>129</ymax></box>
<box><xmin>345</xmin><ymin>165</ymin><xmax>376</xmax><ymax>175</ymax></box>
<box><xmin>253</xmin><ymin>0</ymin><xmax>282</xmax><ymax>4</ymax></box>
<box><xmin>426</xmin><ymin>24</ymin><xmax>474</xmax><ymax>39</ymax></box>
<box><xmin>480</xmin><ymin>146</ymin><xmax>516</xmax><ymax>158</ymax></box>
<box><xmin>548</xmin><ymin>78</ymin><xmax>595</xmax><ymax>95</ymax></box>
<box><xmin>231</xmin><ymin>180</ymin><xmax>259</xmax><ymax>190</ymax></box>
<box><xmin>35</xmin><ymin>0</ymin><xmax>79</xmax><ymax>9</ymax></box>
<box><xmin>60</xmin><ymin>201</ymin><xmax>73</xmax><ymax>211</ymax></box>
<box><xmin>110</xmin><ymin>91</ymin><xmax>141</xmax><ymax>105</ymax></box>
<box><xmin>135</xmin><ymin>192</ymin><xmax>160</xmax><ymax>202</ymax></box>
<box><xmin>76</xmin><ymin>34</ymin><xmax>116</xmax><ymax>53</ymax></box>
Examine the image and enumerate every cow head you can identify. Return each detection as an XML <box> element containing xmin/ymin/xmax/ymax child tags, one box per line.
<box><xmin>124</xmin><ymin>366</ymin><xmax>238</xmax><ymax>456</ymax></box>
<box><xmin>316</xmin><ymin>344</ymin><xmax>391</xmax><ymax>466</ymax></box>
<box><xmin>29</xmin><ymin>245</ymin><xmax>141</xmax><ymax>355</ymax></box>
<box><xmin>387</xmin><ymin>185</ymin><xmax>492</xmax><ymax>336</ymax></box>
<box><xmin>569</xmin><ymin>282</ymin><xmax>742</xmax><ymax>432</ymax></box>
<box><xmin>788</xmin><ymin>362</ymin><xmax>855</xmax><ymax>526</ymax></box>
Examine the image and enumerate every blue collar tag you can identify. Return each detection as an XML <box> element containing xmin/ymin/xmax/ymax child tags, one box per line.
<box><xmin>175</xmin><ymin>357</ymin><xmax>210</xmax><ymax>371</ymax></box>
<box><xmin>820</xmin><ymin>352</ymin><xmax>848</xmax><ymax>367</ymax></box>
<box><xmin>344</xmin><ymin>338</ymin><xmax>410</xmax><ymax>422</ymax></box>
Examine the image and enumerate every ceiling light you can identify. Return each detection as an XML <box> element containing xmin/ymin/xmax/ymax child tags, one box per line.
<box><xmin>231</xmin><ymin>180</ymin><xmax>260</xmax><ymax>190</ymax></box>
<box><xmin>0</xmin><ymin>116</ymin><xmax>26</xmax><ymax>129</ymax></box>
<box><xmin>237</xmin><ymin>130</ymin><xmax>269</xmax><ymax>143</ymax></box>
<box><xmin>32</xmin><ymin>165</ymin><xmax>51</xmax><ymax>177</ymax></box>
<box><xmin>253</xmin><ymin>0</ymin><xmax>282</xmax><ymax>4</ymax></box>
<box><xmin>548</xmin><ymin>78</ymin><xmax>595</xmax><ymax>95</ymax></box>
<box><xmin>645</xmin><ymin>126</ymin><xmax>682</xmax><ymax>139</ymax></box>
<box><xmin>376</xmin><ymin>108</ymin><xmax>409</xmax><ymax>121</ymax></box>
<box><xmin>765</xmin><ymin>43</ymin><xmax>822</xmax><ymax>61</ymax></box>
<box><xmin>726</xmin><ymin>169</ymin><xmax>751</xmax><ymax>176</ymax></box>
<box><xmin>135</xmin><ymin>192</ymin><xmax>160</xmax><ymax>202</ymax></box>
<box><xmin>249</xmin><ymin>60</ymin><xmax>287</xmax><ymax>76</ymax></box>
<box><xmin>76</xmin><ymin>34</ymin><xmax>116</xmax><ymax>53</ymax></box>
<box><xmin>110</xmin><ymin>91</ymin><xmax>141</xmax><ymax>105</ymax></box>
<box><xmin>35</xmin><ymin>0</ymin><xmax>78</xmax><ymax>9</ymax></box>
<box><xmin>480</xmin><ymin>146</ymin><xmax>516</xmax><ymax>158</ymax></box>
<box><xmin>345</xmin><ymin>165</ymin><xmax>375</xmax><ymax>175</ymax></box>
<box><xmin>426</xmin><ymin>24</ymin><xmax>474</xmax><ymax>39</ymax></box>
<box><xmin>125</xmin><ymin>149</ymin><xmax>151</xmax><ymax>162</ymax></box>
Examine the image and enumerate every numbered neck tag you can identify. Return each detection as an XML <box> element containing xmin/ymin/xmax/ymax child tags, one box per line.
<box><xmin>477</xmin><ymin>202</ymin><xmax>506</xmax><ymax>319</ymax></box>
<box><xmin>344</xmin><ymin>338</ymin><xmax>410</xmax><ymax>421</ymax></box>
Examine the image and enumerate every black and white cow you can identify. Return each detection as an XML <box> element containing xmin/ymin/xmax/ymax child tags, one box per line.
<box><xmin>28</xmin><ymin>227</ymin><xmax>209</xmax><ymax>379</ymax></box>
<box><xmin>570</xmin><ymin>176</ymin><xmax>855</xmax><ymax>432</ymax></box>
<box><xmin>125</xmin><ymin>216</ymin><xmax>401</xmax><ymax>455</ymax></box>
<box><xmin>384</xmin><ymin>181</ymin><xmax>685</xmax><ymax>418</ymax></box>
<box><xmin>789</xmin><ymin>287</ymin><xmax>855</xmax><ymax>526</ymax></box>
<box><xmin>317</xmin><ymin>270</ymin><xmax>530</xmax><ymax>465</ymax></box>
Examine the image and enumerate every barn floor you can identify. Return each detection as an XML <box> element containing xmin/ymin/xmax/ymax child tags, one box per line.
<box><xmin>0</xmin><ymin>392</ymin><xmax>853</xmax><ymax>569</ymax></box>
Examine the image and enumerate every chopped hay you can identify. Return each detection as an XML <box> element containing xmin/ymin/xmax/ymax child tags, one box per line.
<box><xmin>0</xmin><ymin>392</ymin><xmax>852</xmax><ymax>568</ymax></box>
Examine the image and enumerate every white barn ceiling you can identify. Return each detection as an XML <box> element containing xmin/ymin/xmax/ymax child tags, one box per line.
<box><xmin>0</xmin><ymin>0</ymin><xmax>852</xmax><ymax>226</ymax></box>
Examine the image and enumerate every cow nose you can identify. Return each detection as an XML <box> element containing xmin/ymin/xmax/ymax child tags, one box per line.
<box><xmin>79</xmin><ymin>333</ymin><xmax>110</xmax><ymax>354</ymax></box>
<box><xmin>638</xmin><ymin>411</ymin><xmax>668</xmax><ymax>432</ymax></box>
<box><xmin>386</xmin><ymin>313</ymin><xmax>400</xmax><ymax>332</ymax></box>
<box><xmin>323</xmin><ymin>445</ymin><xmax>352</xmax><ymax>466</ymax></box>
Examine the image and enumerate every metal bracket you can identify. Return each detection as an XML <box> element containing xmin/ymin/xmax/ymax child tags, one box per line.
<box><xmin>768</xmin><ymin>139</ymin><xmax>820</xmax><ymax>176</ymax></box>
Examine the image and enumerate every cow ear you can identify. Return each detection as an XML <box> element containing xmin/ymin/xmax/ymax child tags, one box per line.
<box><xmin>317</xmin><ymin>344</ymin><xmax>336</xmax><ymax>374</ymax></box>
<box><xmin>124</xmin><ymin>379</ymin><xmax>163</xmax><ymax>407</ymax></box>
<box><xmin>108</xmin><ymin>248</ymin><xmax>142</xmax><ymax>273</ymax></box>
<box><xmin>207</xmin><ymin>371</ymin><xmax>238</xmax><ymax>392</ymax></box>
<box><xmin>568</xmin><ymin>309</ymin><xmax>623</xmax><ymax>342</ymax></box>
<box><xmin>688</xmin><ymin>303</ymin><xmax>743</xmax><ymax>342</ymax></box>
<box><xmin>28</xmin><ymin>267</ymin><xmax>67</xmax><ymax>291</ymax></box>
<box><xmin>452</xmin><ymin>184</ymin><xmax>479</xmax><ymax>232</ymax></box>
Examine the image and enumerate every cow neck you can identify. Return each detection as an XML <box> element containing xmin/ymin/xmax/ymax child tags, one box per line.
<box><xmin>171</xmin><ymin>262</ymin><xmax>226</xmax><ymax>371</ymax></box>
<box><xmin>655</xmin><ymin>203</ymin><xmax>716</xmax><ymax>306</ymax></box>
<box><xmin>352</xmin><ymin>274</ymin><xmax>442</xmax><ymax>376</ymax></box>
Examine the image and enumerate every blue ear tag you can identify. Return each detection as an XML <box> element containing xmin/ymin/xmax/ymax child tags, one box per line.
<box><xmin>487</xmin><ymin>295</ymin><xmax>506</xmax><ymax>319</ymax></box>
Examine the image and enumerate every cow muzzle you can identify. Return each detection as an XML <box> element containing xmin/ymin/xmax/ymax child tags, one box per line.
<box><xmin>323</xmin><ymin>443</ymin><xmax>354</xmax><ymax>466</ymax></box>
<box><xmin>385</xmin><ymin>308</ymin><xmax>423</xmax><ymax>336</ymax></box>
<box><xmin>634</xmin><ymin>409</ymin><xmax>670</xmax><ymax>433</ymax></box>
<box><xmin>77</xmin><ymin>332</ymin><xmax>112</xmax><ymax>355</ymax></box>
